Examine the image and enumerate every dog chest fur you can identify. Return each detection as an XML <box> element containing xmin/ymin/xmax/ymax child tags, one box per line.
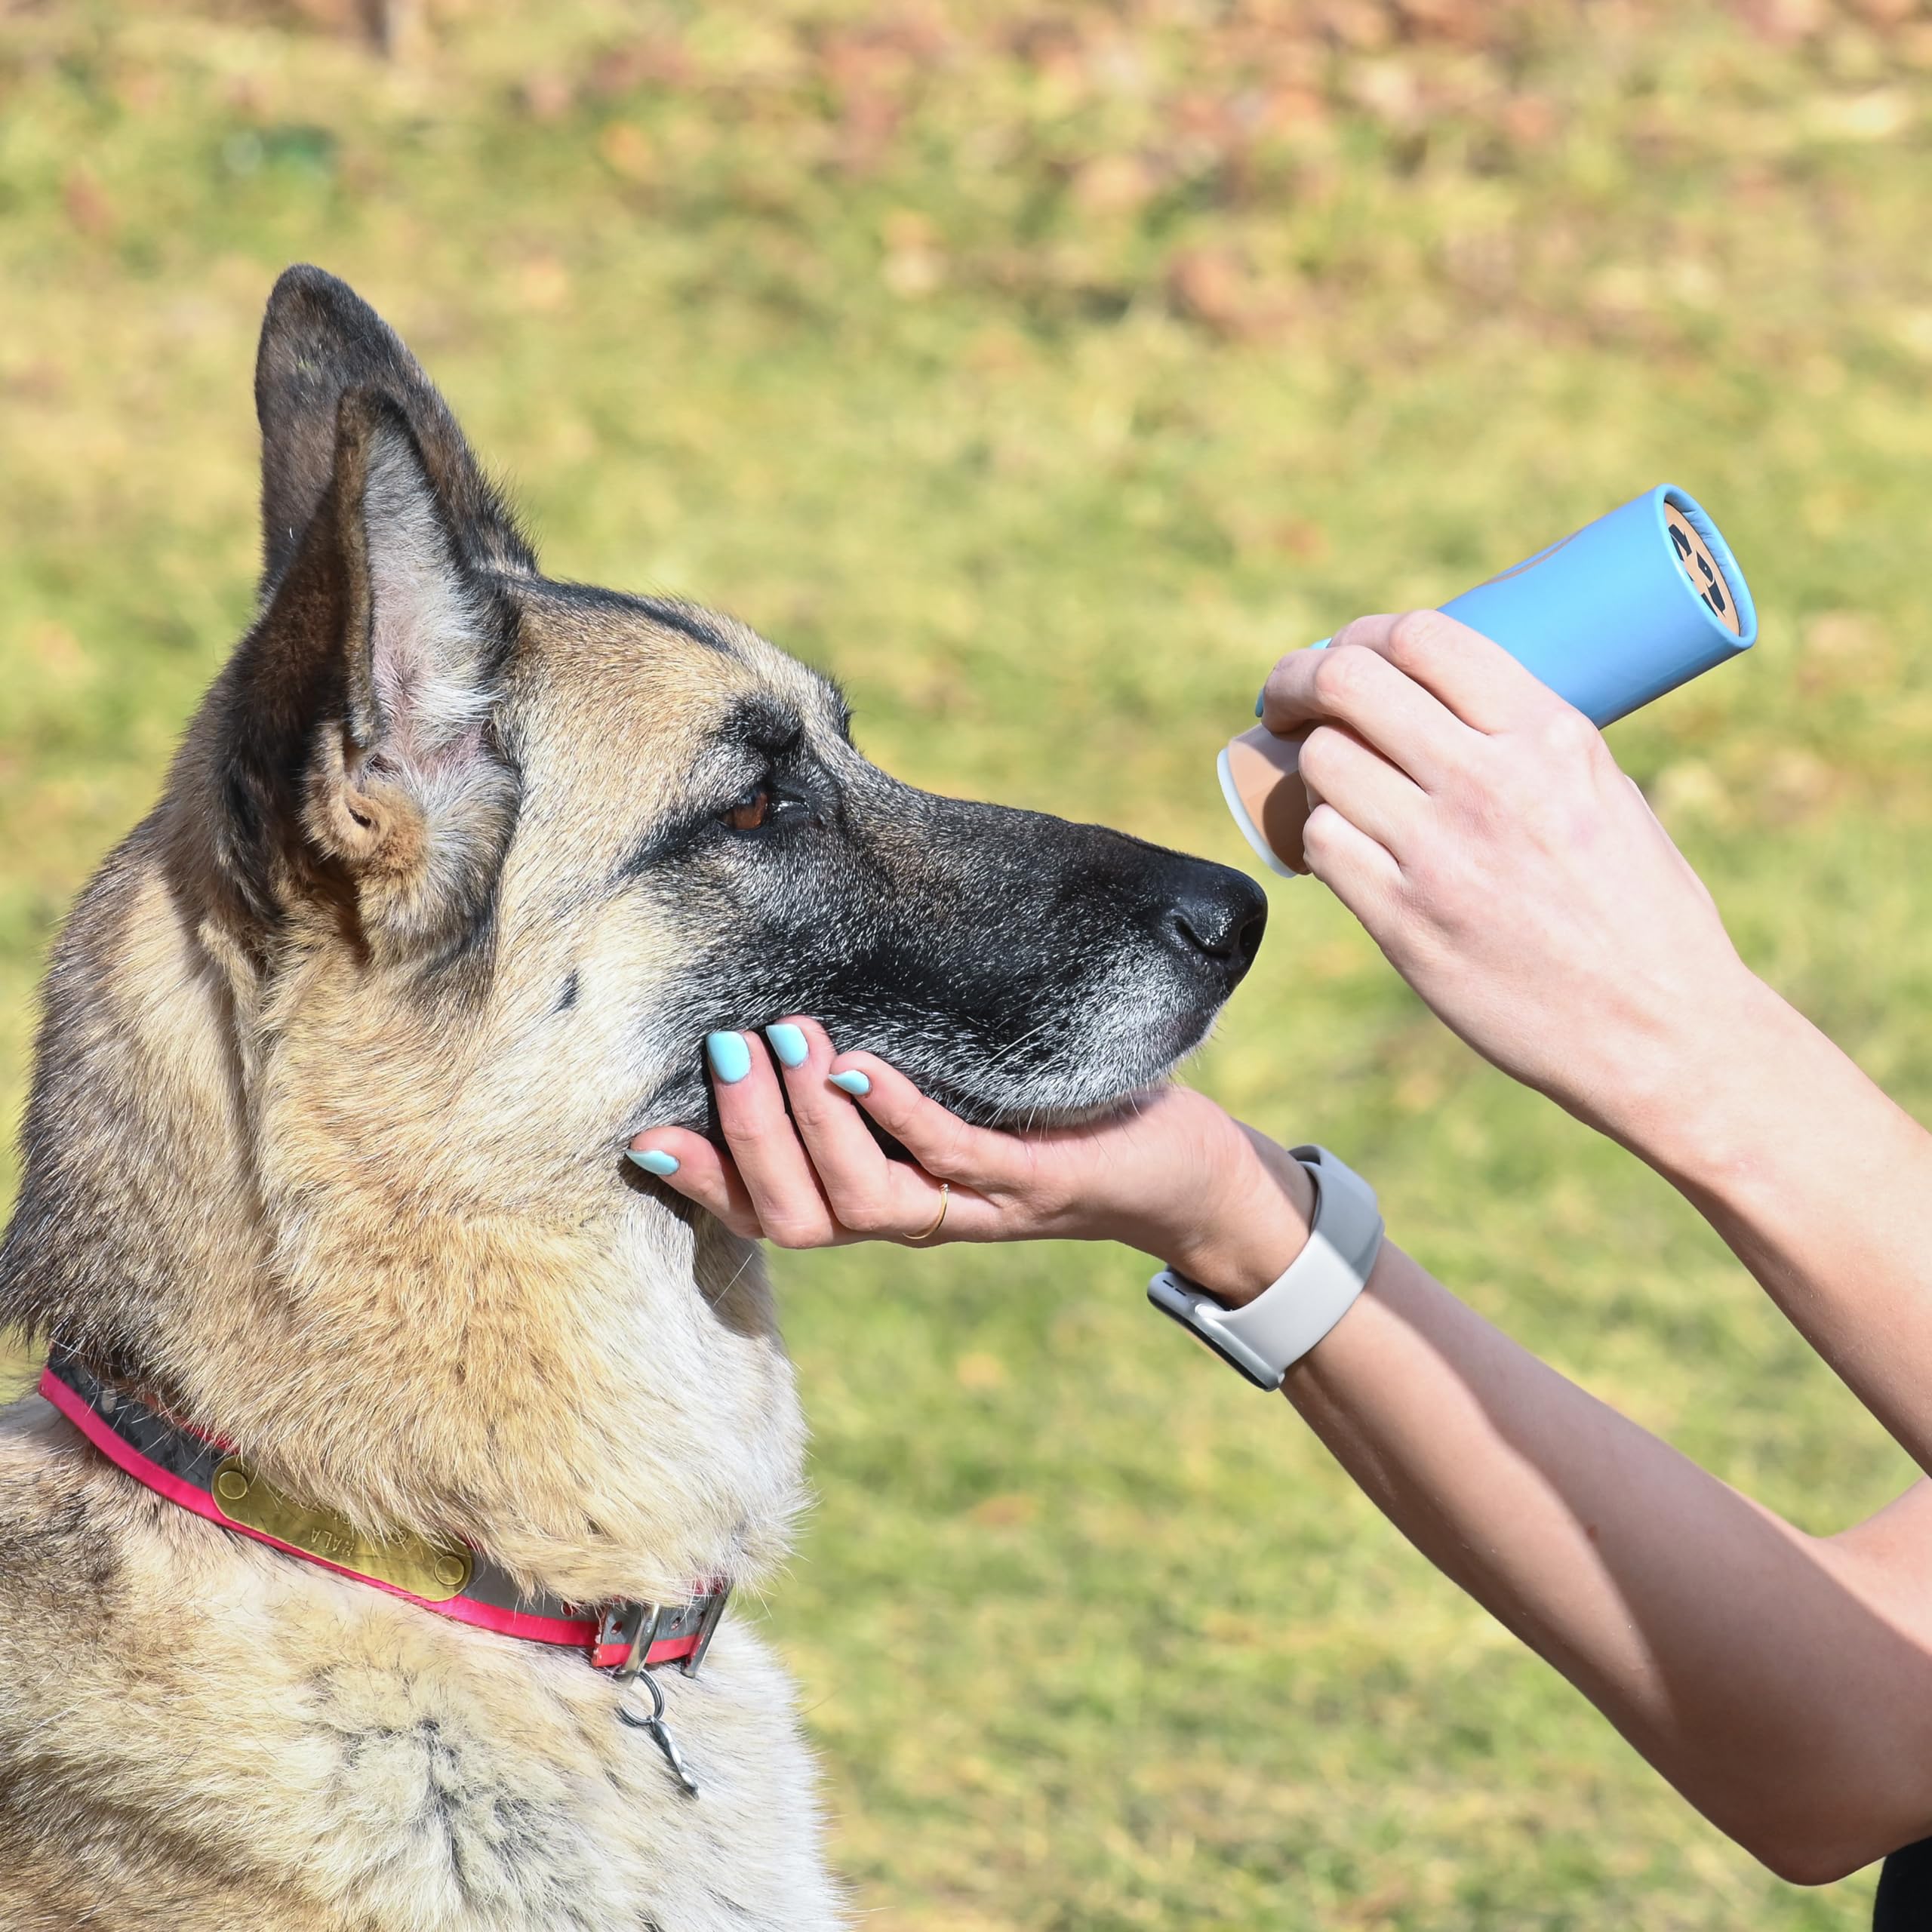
<box><xmin>0</xmin><ymin>1398</ymin><xmax>840</xmax><ymax>1931</ymax></box>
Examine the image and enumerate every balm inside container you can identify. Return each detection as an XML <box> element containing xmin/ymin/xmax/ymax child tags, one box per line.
<box><xmin>1220</xmin><ymin>485</ymin><xmax>1756</xmax><ymax>878</ymax></box>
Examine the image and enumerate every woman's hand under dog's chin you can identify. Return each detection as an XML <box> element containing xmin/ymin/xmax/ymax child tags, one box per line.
<box><xmin>626</xmin><ymin>1018</ymin><xmax>1314</xmax><ymax>1308</ymax></box>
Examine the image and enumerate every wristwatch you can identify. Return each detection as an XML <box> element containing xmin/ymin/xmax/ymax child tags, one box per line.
<box><xmin>1147</xmin><ymin>1144</ymin><xmax>1383</xmax><ymax>1390</ymax></box>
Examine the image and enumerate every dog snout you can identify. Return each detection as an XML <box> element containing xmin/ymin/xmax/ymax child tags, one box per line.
<box><xmin>1164</xmin><ymin>861</ymin><xmax>1268</xmax><ymax>984</ymax></box>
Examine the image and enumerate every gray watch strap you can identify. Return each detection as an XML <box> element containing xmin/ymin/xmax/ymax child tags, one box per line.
<box><xmin>1146</xmin><ymin>1144</ymin><xmax>1383</xmax><ymax>1391</ymax></box>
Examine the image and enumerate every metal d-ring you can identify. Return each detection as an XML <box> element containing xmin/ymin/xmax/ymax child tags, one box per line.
<box><xmin>617</xmin><ymin>1666</ymin><xmax>700</xmax><ymax>1798</ymax></box>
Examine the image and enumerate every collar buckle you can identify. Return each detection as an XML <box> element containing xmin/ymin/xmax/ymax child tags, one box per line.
<box><xmin>599</xmin><ymin>1585</ymin><xmax>731</xmax><ymax>1682</ymax></box>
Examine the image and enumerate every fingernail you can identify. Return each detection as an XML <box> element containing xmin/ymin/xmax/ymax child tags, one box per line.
<box><xmin>706</xmin><ymin>1031</ymin><xmax>753</xmax><ymax>1084</ymax></box>
<box><xmin>627</xmin><ymin>1148</ymin><xmax>680</xmax><ymax>1177</ymax></box>
<box><xmin>766</xmin><ymin>1023</ymin><xmax>809</xmax><ymax>1069</ymax></box>
<box><xmin>1254</xmin><ymin>688</ymin><xmax>1266</xmax><ymax>717</ymax></box>
<box><xmin>829</xmin><ymin>1069</ymin><xmax>871</xmax><ymax>1097</ymax></box>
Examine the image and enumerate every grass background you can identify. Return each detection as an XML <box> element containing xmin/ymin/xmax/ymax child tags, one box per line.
<box><xmin>6</xmin><ymin>0</ymin><xmax>1932</xmax><ymax>1923</ymax></box>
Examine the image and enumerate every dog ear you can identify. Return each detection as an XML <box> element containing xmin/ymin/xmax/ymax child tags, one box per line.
<box><xmin>205</xmin><ymin>380</ymin><xmax>520</xmax><ymax>969</ymax></box>
<box><xmin>303</xmin><ymin>389</ymin><xmax>521</xmax><ymax>960</ymax></box>
<box><xmin>253</xmin><ymin>264</ymin><xmax>534</xmax><ymax>597</ymax></box>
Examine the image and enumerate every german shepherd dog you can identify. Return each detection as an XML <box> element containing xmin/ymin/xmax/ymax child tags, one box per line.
<box><xmin>0</xmin><ymin>269</ymin><xmax>1266</xmax><ymax>1930</ymax></box>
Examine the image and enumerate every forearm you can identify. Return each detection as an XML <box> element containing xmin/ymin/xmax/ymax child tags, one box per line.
<box><xmin>1599</xmin><ymin>971</ymin><xmax>1932</xmax><ymax>1473</ymax></box>
<box><xmin>1285</xmin><ymin>1242</ymin><xmax>1932</xmax><ymax>1878</ymax></box>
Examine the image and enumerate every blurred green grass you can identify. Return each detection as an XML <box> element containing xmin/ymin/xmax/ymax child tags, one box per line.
<box><xmin>7</xmin><ymin>2</ymin><xmax>1932</xmax><ymax>1924</ymax></box>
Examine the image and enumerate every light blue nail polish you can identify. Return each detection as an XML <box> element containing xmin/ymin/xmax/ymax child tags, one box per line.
<box><xmin>627</xmin><ymin>1148</ymin><xmax>680</xmax><ymax>1177</ymax></box>
<box><xmin>706</xmin><ymin>1031</ymin><xmax>752</xmax><ymax>1084</ymax></box>
<box><xmin>1254</xmin><ymin>689</ymin><xmax>1266</xmax><ymax>717</ymax></box>
<box><xmin>829</xmin><ymin>1069</ymin><xmax>871</xmax><ymax>1097</ymax></box>
<box><xmin>766</xmin><ymin>1023</ymin><xmax>809</xmax><ymax>1069</ymax></box>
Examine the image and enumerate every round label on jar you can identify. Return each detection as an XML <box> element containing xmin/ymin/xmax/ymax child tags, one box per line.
<box><xmin>1664</xmin><ymin>503</ymin><xmax>1741</xmax><ymax>635</ymax></box>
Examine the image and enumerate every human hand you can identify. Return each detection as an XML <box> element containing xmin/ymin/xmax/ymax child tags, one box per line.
<box><xmin>1259</xmin><ymin>610</ymin><xmax>1762</xmax><ymax>1144</ymax></box>
<box><xmin>627</xmin><ymin>1020</ymin><xmax>1312</xmax><ymax>1307</ymax></box>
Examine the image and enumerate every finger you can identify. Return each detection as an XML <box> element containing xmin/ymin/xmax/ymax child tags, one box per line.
<box><xmin>1295</xmin><ymin>721</ymin><xmax>1429</xmax><ymax>860</ymax></box>
<box><xmin>826</xmin><ymin>1051</ymin><xmax>1033</xmax><ymax>1202</ymax></box>
<box><xmin>1300</xmin><ymin>801</ymin><xmax>1404</xmax><ymax>929</ymax></box>
<box><xmin>1259</xmin><ymin>637</ymin><xmax>1479</xmax><ymax>792</ymax></box>
<box><xmin>764</xmin><ymin>1017</ymin><xmax>944</xmax><ymax>1238</ymax></box>
<box><xmin>625</xmin><ymin>1128</ymin><xmax>762</xmax><ymax>1238</ymax></box>
<box><xmin>1321</xmin><ymin>608</ymin><xmax>1567</xmax><ymax>735</ymax></box>
<box><xmin>706</xmin><ymin>1030</ymin><xmax>838</xmax><ymax>1247</ymax></box>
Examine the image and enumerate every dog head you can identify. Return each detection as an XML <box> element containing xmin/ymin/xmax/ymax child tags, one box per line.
<box><xmin>215</xmin><ymin>268</ymin><xmax>1265</xmax><ymax>1165</ymax></box>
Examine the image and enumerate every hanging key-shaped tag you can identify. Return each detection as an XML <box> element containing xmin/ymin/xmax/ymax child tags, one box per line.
<box><xmin>617</xmin><ymin>1669</ymin><xmax>700</xmax><ymax>1797</ymax></box>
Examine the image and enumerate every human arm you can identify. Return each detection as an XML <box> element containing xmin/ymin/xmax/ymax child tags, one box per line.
<box><xmin>1260</xmin><ymin>611</ymin><xmax>1932</xmax><ymax>1478</ymax></box>
<box><xmin>1290</xmin><ymin>1243</ymin><xmax>1932</xmax><ymax>1885</ymax></box>
<box><xmin>631</xmin><ymin>1037</ymin><xmax>1932</xmax><ymax>1881</ymax></box>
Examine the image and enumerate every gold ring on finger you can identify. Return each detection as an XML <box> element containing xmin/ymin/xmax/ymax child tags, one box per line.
<box><xmin>908</xmin><ymin>1183</ymin><xmax>949</xmax><ymax>1244</ymax></box>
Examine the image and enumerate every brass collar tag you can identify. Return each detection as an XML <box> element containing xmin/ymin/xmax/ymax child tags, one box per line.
<box><xmin>211</xmin><ymin>1457</ymin><xmax>474</xmax><ymax>1601</ymax></box>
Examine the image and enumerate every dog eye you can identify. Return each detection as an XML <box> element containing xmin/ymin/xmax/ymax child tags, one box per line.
<box><xmin>721</xmin><ymin>786</ymin><xmax>773</xmax><ymax>832</ymax></box>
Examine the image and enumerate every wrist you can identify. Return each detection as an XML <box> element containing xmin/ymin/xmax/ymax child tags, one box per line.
<box><xmin>1159</xmin><ymin>1130</ymin><xmax>1315</xmax><ymax>1309</ymax></box>
<box><xmin>1146</xmin><ymin>1142</ymin><xmax>1384</xmax><ymax>1389</ymax></box>
<box><xmin>1595</xmin><ymin>970</ymin><xmax>1803</xmax><ymax>1180</ymax></box>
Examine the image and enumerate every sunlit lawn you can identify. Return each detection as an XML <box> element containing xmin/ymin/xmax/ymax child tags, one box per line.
<box><xmin>5</xmin><ymin>4</ymin><xmax>1932</xmax><ymax>1924</ymax></box>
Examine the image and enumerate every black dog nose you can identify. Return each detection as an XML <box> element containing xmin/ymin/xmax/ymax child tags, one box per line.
<box><xmin>1166</xmin><ymin>863</ymin><xmax>1269</xmax><ymax>981</ymax></box>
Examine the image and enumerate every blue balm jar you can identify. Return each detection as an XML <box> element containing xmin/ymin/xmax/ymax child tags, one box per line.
<box><xmin>1219</xmin><ymin>485</ymin><xmax>1756</xmax><ymax>878</ymax></box>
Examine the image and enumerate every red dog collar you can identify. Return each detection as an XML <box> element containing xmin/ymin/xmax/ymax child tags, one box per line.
<box><xmin>40</xmin><ymin>1346</ymin><xmax>728</xmax><ymax>1677</ymax></box>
